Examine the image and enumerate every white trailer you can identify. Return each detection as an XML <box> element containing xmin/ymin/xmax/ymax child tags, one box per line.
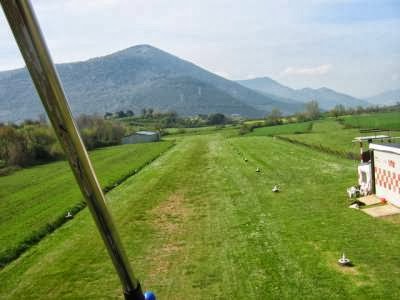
<box><xmin>369</xmin><ymin>143</ymin><xmax>400</xmax><ymax>207</ymax></box>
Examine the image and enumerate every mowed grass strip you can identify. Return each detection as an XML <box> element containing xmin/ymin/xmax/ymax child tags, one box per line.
<box><xmin>1</xmin><ymin>134</ymin><xmax>400</xmax><ymax>299</ymax></box>
<box><xmin>0</xmin><ymin>141</ymin><xmax>173</xmax><ymax>267</ymax></box>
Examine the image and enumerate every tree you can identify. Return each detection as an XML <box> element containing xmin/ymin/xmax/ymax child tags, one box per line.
<box><xmin>104</xmin><ymin>112</ymin><xmax>113</xmax><ymax>119</ymax></box>
<box><xmin>22</xmin><ymin>125</ymin><xmax>60</xmax><ymax>161</ymax></box>
<box><xmin>330</xmin><ymin>104</ymin><xmax>346</xmax><ymax>118</ymax></box>
<box><xmin>0</xmin><ymin>126</ymin><xmax>29</xmax><ymax>166</ymax></box>
<box><xmin>356</xmin><ymin>106</ymin><xmax>364</xmax><ymax>114</ymax></box>
<box><xmin>76</xmin><ymin>115</ymin><xmax>125</xmax><ymax>149</ymax></box>
<box><xmin>207</xmin><ymin>113</ymin><xmax>227</xmax><ymax>125</ymax></box>
<box><xmin>305</xmin><ymin>100</ymin><xmax>320</xmax><ymax>120</ymax></box>
<box><xmin>141</xmin><ymin>108</ymin><xmax>147</xmax><ymax>117</ymax></box>
<box><xmin>116</xmin><ymin>111</ymin><xmax>126</xmax><ymax>118</ymax></box>
<box><xmin>295</xmin><ymin>112</ymin><xmax>307</xmax><ymax>122</ymax></box>
<box><xmin>265</xmin><ymin>108</ymin><xmax>282</xmax><ymax>125</ymax></box>
<box><xmin>161</xmin><ymin>111</ymin><xmax>178</xmax><ymax>128</ymax></box>
<box><xmin>147</xmin><ymin>108</ymin><xmax>154</xmax><ymax>118</ymax></box>
<box><xmin>125</xmin><ymin>110</ymin><xmax>134</xmax><ymax>117</ymax></box>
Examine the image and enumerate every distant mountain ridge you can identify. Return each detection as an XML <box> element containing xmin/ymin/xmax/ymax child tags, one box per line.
<box><xmin>0</xmin><ymin>45</ymin><xmax>304</xmax><ymax>122</ymax></box>
<box><xmin>366</xmin><ymin>89</ymin><xmax>400</xmax><ymax>106</ymax></box>
<box><xmin>237</xmin><ymin>76</ymin><xmax>369</xmax><ymax>110</ymax></box>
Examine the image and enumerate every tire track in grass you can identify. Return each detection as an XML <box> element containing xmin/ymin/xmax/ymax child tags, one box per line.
<box><xmin>211</xmin><ymin>139</ymin><xmax>304</xmax><ymax>298</ymax></box>
<box><xmin>137</xmin><ymin>136</ymin><xmax>217</xmax><ymax>299</ymax></box>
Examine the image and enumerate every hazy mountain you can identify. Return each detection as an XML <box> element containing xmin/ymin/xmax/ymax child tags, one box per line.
<box><xmin>237</xmin><ymin>77</ymin><xmax>298</xmax><ymax>100</ymax></box>
<box><xmin>366</xmin><ymin>89</ymin><xmax>400</xmax><ymax>106</ymax></box>
<box><xmin>237</xmin><ymin>76</ymin><xmax>369</xmax><ymax>110</ymax></box>
<box><xmin>0</xmin><ymin>45</ymin><xmax>303</xmax><ymax>122</ymax></box>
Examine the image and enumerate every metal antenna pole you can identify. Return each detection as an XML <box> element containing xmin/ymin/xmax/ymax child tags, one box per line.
<box><xmin>0</xmin><ymin>1</ymin><xmax>144</xmax><ymax>299</ymax></box>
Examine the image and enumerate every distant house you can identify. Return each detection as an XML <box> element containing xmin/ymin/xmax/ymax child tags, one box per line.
<box><xmin>122</xmin><ymin>131</ymin><xmax>160</xmax><ymax>144</ymax></box>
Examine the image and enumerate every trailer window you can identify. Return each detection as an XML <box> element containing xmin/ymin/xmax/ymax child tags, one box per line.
<box><xmin>361</xmin><ymin>171</ymin><xmax>367</xmax><ymax>183</ymax></box>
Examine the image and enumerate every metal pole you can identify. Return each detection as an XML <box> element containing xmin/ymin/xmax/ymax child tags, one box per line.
<box><xmin>0</xmin><ymin>1</ymin><xmax>144</xmax><ymax>299</ymax></box>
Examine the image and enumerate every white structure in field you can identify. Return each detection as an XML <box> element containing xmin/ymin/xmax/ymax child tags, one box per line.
<box><xmin>370</xmin><ymin>143</ymin><xmax>400</xmax><ymax>207</ymax></box>
<box><xmin>122</xmin><ymin>131</ymin><xmax>160</xmax><ymax>144</ymax></box>
<box><xmin>353</xmin><ymin>135</ymin><xmax>390</xmax><ymax>197</ymax></box>
<box><xmin>358</xmin><ymin>162</ymin><xmax>372</xmax><ymax>196</ymax></box>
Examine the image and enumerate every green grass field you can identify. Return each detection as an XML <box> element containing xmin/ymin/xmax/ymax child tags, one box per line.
<box><xmin>253</xmin><ymin>118</ymin><xmax>400</xmax><ymax>160</ymax></box>
<box><xmin>248</xmin><ymin>121</ymin><xmax>313</xmax><ymax>136</ymax></box>
<box><xmin>1</xmin><ymin>133</ymin><xmax>400</xmax><ymax>299</ymax></box>
<box><xmin>340</xmin><ymin>111</ymin><xmax>400</xmax><ymax>130</ymax></box>
<box><xmin>0</xmin><ymin>141</ymin><xmax>173</xmax><ymax>267</ymax></box>
<box><xmin>282</xmin><ymin>120</ymin><xmax>362</xmax><ymax>158</ymax></box>
<box><xmin>165</xmin><ymin>124</ymin><xmax>239</xmax><ymax>136</ymax></box>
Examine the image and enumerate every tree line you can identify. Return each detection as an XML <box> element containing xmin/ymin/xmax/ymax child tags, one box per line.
<box><xmin>0</xmin><ymin>109</ymin><xmax>234</xmax><ymax>170</ymax></box>
<box><xmin>265</xmin><ymin>100</ymin><xmax>400</xmax><ymax>125</ymax></box>
<box><xmin>240</xmin><ymin>100</ymin><xmax>400</xmax><ymax>135</ymax></box>
<box><xmin>0</xmin><ymin>115</ymin><xmax>125</xmax><ymax>169</ymax></box>
<box><xmin>106</xmin><ymin>108</ymin><xmax>235</xmax><ymax>128</ymax></box>
<box><xmin>327</xmin><ymin>102</ymin><xmax>400</xmax><ymax>118</ymax></box>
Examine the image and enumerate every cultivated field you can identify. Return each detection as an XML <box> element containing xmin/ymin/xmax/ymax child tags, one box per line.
<box><xmin>165</xmin><ymin>124</ymin><xmax>239</xmax><ymax>136</ymax></box>
<box><xmin>251</xmin><ymin>117</ymin><xmax>400</xmax><ymax>160</ymax></box>
<box><xmin>340</xmin><ymin>111</ymin><xmax>400</xmax><ymax>130</ymax></box>
<box><xmin>1</xmin><ymin>133</ymin><xmax>400</xmax><ymax>299</ymax></box>
<box><xmin>282</xmin><ymin>120</ymin><xmax>362</xmax><ymax>159</ymax></box>
<box><xmin>0</xmin><ymin>141</ymin><xmax>173</xmax><ymax>267</ymax></box>
<box><xmin>249</xmin><ymin>121</ymin><xmax>313</xmax><ymax>136</ymax></box>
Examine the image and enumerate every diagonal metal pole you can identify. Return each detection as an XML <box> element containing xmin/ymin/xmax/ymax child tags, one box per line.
<box><xmin>0</xmin><ymin>1</ymin><xmax>145</xmax><ymax>299</ymax></box>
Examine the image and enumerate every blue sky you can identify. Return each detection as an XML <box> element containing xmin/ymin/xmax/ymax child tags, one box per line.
<box><xmin>0</xmin><ymin>0</ymin><xmax>399</xmax><ymax>98</ymax></box>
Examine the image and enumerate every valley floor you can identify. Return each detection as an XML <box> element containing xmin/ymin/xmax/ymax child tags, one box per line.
<box><xmin>1</xmin><ymin>134</ymin><xmax>400</xmax><ymax>299</ymax></box>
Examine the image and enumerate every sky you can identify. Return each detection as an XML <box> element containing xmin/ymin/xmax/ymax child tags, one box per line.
<box><xmin>0</xmin><ymin>0</ymin><xmax>399</xmax><ymax>98</ymax></box>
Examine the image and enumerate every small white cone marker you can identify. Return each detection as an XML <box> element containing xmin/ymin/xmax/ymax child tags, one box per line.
<box><xmin>338</xmin><ymin>253</ymin><xmax>351</xmax><ymax>266</ymax></box>
<box><xmin>272</xmin><ymin>185</ymin><xmax>280</xmax><ymax>192</ymax></box>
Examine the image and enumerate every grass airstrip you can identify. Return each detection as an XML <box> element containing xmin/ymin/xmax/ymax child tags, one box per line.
<box><xmin>1</xmin><ymin>113</ymin><xmax>400</xmax><ymax>299</ymax></box>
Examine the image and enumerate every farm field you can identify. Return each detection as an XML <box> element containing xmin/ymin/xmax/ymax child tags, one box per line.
<box><xmin>165</xmin><ymin>124</ymin><xmax>239</xmax><ymax>136</ymax></box>
<box><xmin>252</xmin><ymin>118</ymin><xmax>400</xmax><ymax>159</ymax></box>
<box><xmin>340</xmin><ymin>111</ymin><xmax>400</xmax><ymax>130</ymax></box>
<box><xmin>1</xmin><ymin>133</ymin><xmax>400</xmax><ymax>299</ymax></box>
<box><xmin>248</xmin><ymin>121</ymin><xmax>313</xmax><ymax>136</ymax></box>
<box><xmin>282</xmin><ymin>120</ymin><xmax>362</xmax><ymax>159</ymax></box>
<box><xmin>0</xmin><ymin>141</ymin><xmax>173</xmax><ymax>267</ymax></box>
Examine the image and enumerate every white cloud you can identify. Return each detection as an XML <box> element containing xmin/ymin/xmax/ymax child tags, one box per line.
<box><xmin>282</xmin><ymin>64</ymin><xmax>333</xmax><ymax>76</ymax></box>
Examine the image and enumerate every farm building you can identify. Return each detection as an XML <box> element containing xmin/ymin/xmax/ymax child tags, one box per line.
<box><xmin>122</xmin><ymin>131</ymin><xmax>160</xmax><ymax>144</ymax></box>
<box><xmin>354</xmin><ymin>136</ymin><xmax>400</xmax><ymax>207</ymax></box>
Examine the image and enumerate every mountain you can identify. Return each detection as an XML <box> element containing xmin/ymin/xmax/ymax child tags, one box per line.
<box><xmin>237</xmin><ymin>77</ymin><xmax>298</xmax><ymax>100</ymax></box>
<box><xmin>0</xmin><ymin>45</ymin><xmax>304</xmax><ymax>122</ymax></box>
<box><xmin>366</xmin><ymin>89</ymin><xmax>400</xmax><ymax>106</ymax></box>
<box><xmin>237</xmin><ymin>77</ymin><xmax>369</xmax><ymax>110</ymax></box>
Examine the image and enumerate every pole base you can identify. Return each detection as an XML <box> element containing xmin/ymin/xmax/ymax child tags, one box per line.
<box><xmin>123</xmin><ymin>283</ymin><xmax>145</xmax><ymax>300</ymax></box>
